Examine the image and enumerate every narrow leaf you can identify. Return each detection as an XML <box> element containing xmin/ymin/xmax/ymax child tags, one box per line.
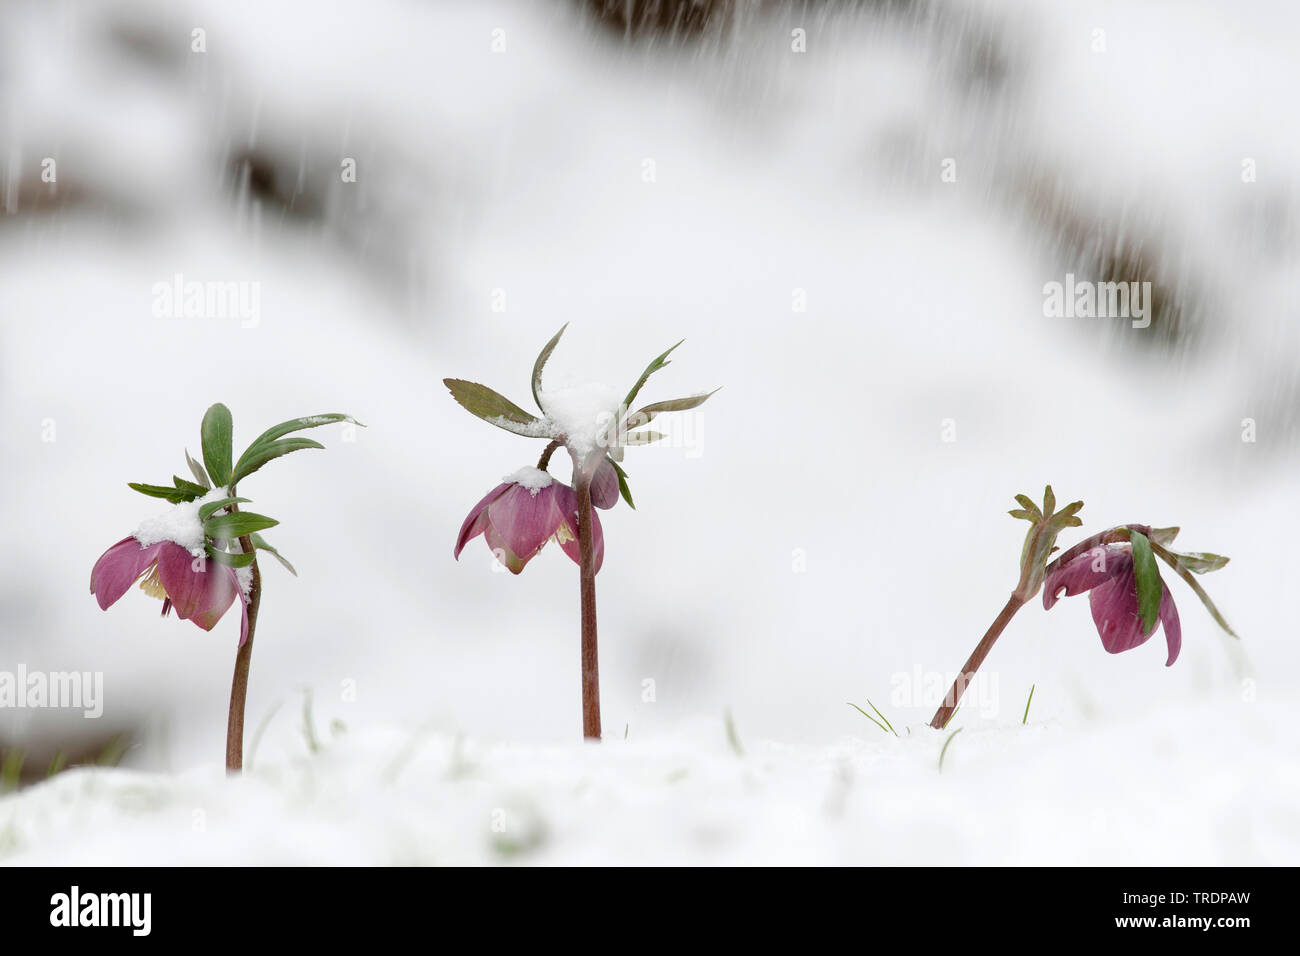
<box><xmin>1150</xmin><ymin>526</ymin><xmax>1180</xmax><ymax>546</ymax></box>
<box><xmin>623</xmin><ymin>340</ymin><xmax>683</xmax><ymax>410</ymax></box>
<box><xmin>251</xmin><ymin>533</ymin><xmax>297</xmax><ymax>576</ymax></box>
<box><xmin>242</xmin><ymin>413</ymin><xmax>362</xmax><ymax>452</ymax></box>
<box><xmin>1170</xmin><ymin>551</ymin><xmax>1230</xmax><ymax>574</ymax></box>
<box><xmin>172</xmin><ymin>476</ymin><xmax>210</xmax><ymax>499</ymax></box>
<box><xmin>531</xmin><ymin>324</ymin><xmax>568</xmax><ymax>411</ymax></box>
<box><xmin>610</xmin><ymin>459</ymin><xmax>635</xmax><ymax>510</ymax></box>
<box><xmin>1151</xmin><ymin>541</ymin><xmax>1236</xmax><ymax>637</ymax></box>
<box><xmin>1013</xmin><ymin>494</ymin><xmax>1041</xmax><ymax>518</ymax></box>
<box><xmin>938</xmin><ymin>727</ymin><xmax>964</xmax><ymax>772</ymax></box>
<box><xmin>1042</xmin><ymin>485</ymin><xmax>1056</xmax><ymax>516</ymax></box>
<box><xmin>206</xmin><ymin>547</ymin><xmax>256</xmax><ymax>568</ymax></box>
<box><xmin>200</xmin><ymin>403</ymin><xmax>234</xmax><ymax>488</ymax></box>
<box><xmin>128</xmin><ymin>482</ymin><xmax>198</xmax><ymax>504</ymax></box>
<box><xmin>185</xmin><ymin>450</ymin><xmax>211</xmax><ymax>489</ymax></box>
<box><xmin>204</xmin><ymin>511</ymin><xmax>279</xmax><ymax>539</ymax></box>
<box><xmin>632</xmin><ymin>389</ymin><xmax>719</xmax><ymax>426</ymax></box>
<box><xmin>1129</xmin><ymin>530</ymin><xmax>1162</xmax><ymax>636</ymax></box>
<box><xmin>443</xmin><ymin>379</ymin><xmax>549</xmax><ymax>437</ymax></box>
<box><xmin>847</xmin><ymin>702</ymin><xmax>890</xmax><ymax>734</ymax></box>
<box><xmin>198</xmin><ymin>496</ymin><xmax>252</xmax><ymax>523</ymax></box>
<box><xmin>231</xmin><ymin>438</ymin><xmax>326</xmax><ymax>484</ymax></box>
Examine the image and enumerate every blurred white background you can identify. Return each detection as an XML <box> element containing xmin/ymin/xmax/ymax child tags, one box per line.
<box><xmin>0</xmin><ymin>0</ymin><xmax>1296</xmax><ymax>862</ymax></box>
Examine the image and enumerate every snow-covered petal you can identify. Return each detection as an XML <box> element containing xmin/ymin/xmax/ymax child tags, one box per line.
<box><xmin>487</xmin><ymin>483</ymin><xmax>566</xmax><ymax>563</ymax></box>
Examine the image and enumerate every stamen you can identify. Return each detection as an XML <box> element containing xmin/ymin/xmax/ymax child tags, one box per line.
<box><xmin>139</xmin><ymin>563</ymin><xmax>167</xmax><ymax>600</ymax></box>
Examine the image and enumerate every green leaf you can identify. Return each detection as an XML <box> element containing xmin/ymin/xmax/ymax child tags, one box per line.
<box><xmin>204</xmin><ymin>511</ymin><xmax>279</xmax><ymax>539</ymax></box>
<box><xmin>200</xmin><ymin>403</ymin><xmax>234</xmax><ymax>488</ymax></box>
<box><xmin>630</xmin><ymin>389</ymin><xmax>720</xmax><ymax>426</ymax></box>
<box><xmin>206</xmin><ymin>546</ymin><xmax>256</xmax><ymax>568</ymax></box>
<box><xmin>128</xmin><ymin>482</ymin><xmax>200</xmax><ymax>504</ymax></box>
<box><xmin>623</xmin><ymin>340</ymin><xmax>684</xmax><ymax>410</ymax></box>
<box><xmin>1013</xmin><ymin>494</ymin><xmax>1041</xmax><ymax>519</ymax></box>
<box><xmin>610</xmin><ymin>459</ymin><xmax>635</xmax><ymax>510</ymax></box>
<box><xmin>1150</xmin><ymin>526</ymin><xmax>1180</xmax><ymax>546</ymax></box>
<box><xmin>847</xmin><ymin>701</ymin><xmax>891</xmax><ymax>734</ymax></box>
<box><xmin>1169</xmin><ymin>551</ymin><xmax>1229</xmax><ymax>574</ymax></box>
<box><xmin>251</xmin><ymin>533</ymin><xmax>297</xmax><ymax>576</ymax></box>
<box><xmin>443</xmin><ymin>379</ymin><xmax>549</xmax><ymax>438</ymax></box>
<box><xmin>185</xmin><ymin>450</ymin><xmax>211</xmax><ymax>489</ymax></box>
<box><xmin>241</xmin><ymin>413</ymin><xmax>362</xmax><ymax>452</ymax></box>
<box><xmin>1056</xmin><ymin>500</ymin><xmax>1084</xmax><ymax>519</ymax></box>
<box><xmin>198</xmin><ymin>496</ymin><xmax>252</xmax><ymax>523</ymax></box>
<box><xmin>171</xmin><ymin>476</ymin><xmax>210</xmax><ymax>499</ymax></box>
<box><xmin>1042</xmin><ymin>485</ymin><xmax>1056</xmax><ymax>516</ymax></box>
<box><xmin>531</xmin><ymin>324</ymin><xmax>568</xmax><ymax>411</ymax></box>
<box><xmin>1129</xmin><ymin>530</ymin><xmax>1162</xmax><ymax>636</ymax></box>
<box><xmin>1152</xmin><ymin>541</ymin><xmax>1237</xmax><ymax>638</ymax></box>
<box><xmin>229</xmin><ymin>413</ymin><xmax>362</xmax><ymax>485</ymax></box>
<box><xmin>231</xmin><ymin>438</ymin><xmax>325</xmax><ymax>484</ymax></box>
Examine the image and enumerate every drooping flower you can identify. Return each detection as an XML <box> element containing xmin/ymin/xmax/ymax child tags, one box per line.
<box><xmin>90</xmin><ymin>536</ymin><xmax>250</xmax><ymax>644</ymax></box>
<box><xmin>454</xmin><ymin>466</ymin><xmax>605</xmax><ymax>574</ymax></box>
<box><xmin>1043</xmin><ymin>543</ymin><xmax>1181</xmax><ymax>665</ymax></box>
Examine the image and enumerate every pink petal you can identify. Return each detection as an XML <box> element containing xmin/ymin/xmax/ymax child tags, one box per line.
<box><xmin>90</xmin><ymin>537</ymin><xmax>164</xmax><ymax>610</ymax></box>
<box><xmin>484</xmin><ymin>524</ymin><xmax>527</xmax><ymax>574</ymax></box>
<box><xmin>554</xmin><ymin>484</ymin><xmax>604</xmax><ymax>574</ymax></box>
<box><xmin>1044</xmin><ymin>546</ymin><xmax>1130</xmax><ymax>609</ymax></box>
<box><xmin>1159</xmin><ymin>583</ymin><xmax>1182</xmax><ymax>666</ymax></box>
<box><xmin>590</xmin><ymin>458</ymin><xmax>620</xmax><ymax>510</ymax></box>
<box><xmin>454</xmin><ymin>483</ymin><xmax>509</xmax><ymax>559</ymax></box>
<box><xmin>1088</xmin><ymin>569</ymin><xmax>1149</xmax><ymax>655</ymax></box>
<box><xmin>487</xmin><ymin>483</ymin><xmax>565</xmax><ymax>564</ymax></box>
<box><xmin>156</xmin><ymin>542</ymin><xmax>239</xmax><ymax>630</ymax></box>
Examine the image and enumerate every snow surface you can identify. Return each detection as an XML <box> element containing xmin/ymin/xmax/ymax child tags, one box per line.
<box><xmin>2</xmin><ymin>0</ymin><xmax>1298</xmax><ymax>865</ymax></box>
<box><xmin>0</xmin><ymin>697</ymin><xmax>1292</xmax><ymax>865</ymax></box>
<box><xmin>502</xmin><ymin>466</ymin><xmax>554</xmax><ymax>494</ymax></box>
<box><xmin>132</xmin><ymin>487</ymin><xmax>230</xmax><ymax>553</ymax></box>
<box><xmin>538</xmin><ymin>381</ymin><xmax>622</xmax><ymax>462</ymax></box>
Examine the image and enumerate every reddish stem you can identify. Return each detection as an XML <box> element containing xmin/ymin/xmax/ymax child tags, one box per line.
<box><xmin>928</xmin><ymin>594</ymin><xmax>1025</xmax><ymax>730</ymax></box>
<box><xmin>225</xmin><ymin>503</ymin><xmax>262</xmax><ymax>773</ymax></box>
<box><xmin>927</xmin><ymin>523</ymin><xmax>1152</xmax><ymax>730</ymax></box>
<box><xmin>574</xmin><ymin>469</ymin><xmax>602</xmax><ymax>740</ymax></box>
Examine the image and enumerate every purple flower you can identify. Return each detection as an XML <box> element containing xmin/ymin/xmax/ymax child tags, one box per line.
<box><xmin>91</xmin><ymin>536</ymin><xmax>250</xmax><ymax>644</ymax></box>
<box><xmin>1043</xmin><ymin>543</ymin><xmax>1181</xmax><ymax>665</ymax></box>
<box><xmin>454</xmin><ymin>467</ymin><xmax>605</xmax><ymax>574</ymax></box>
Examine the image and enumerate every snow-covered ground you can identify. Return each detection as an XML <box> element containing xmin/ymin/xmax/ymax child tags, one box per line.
<box><xmin>4</xmin><ymin>696</ymin><xmax>1294</xmax><ymax>866</ymax></box>
<box><xmin>1</xmin><ymin>0</ymin><xmax>1297</xmax><ymax>864</ymax></box>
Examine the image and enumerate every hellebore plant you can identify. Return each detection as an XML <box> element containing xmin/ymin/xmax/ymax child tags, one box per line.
<box><xmin>446</xmin><ymin>325</ymin><xmax>717</xmax><ymax>740</ymax></box>
<box><xmin>90</xmin><ymin>404</ymin><xmax>360</xmax><ymax>772</ymax></box>
<box><xmin>928</xmin><ymin>486</ymin><xmax>1236</xmax><ymax>730</ymax></box>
